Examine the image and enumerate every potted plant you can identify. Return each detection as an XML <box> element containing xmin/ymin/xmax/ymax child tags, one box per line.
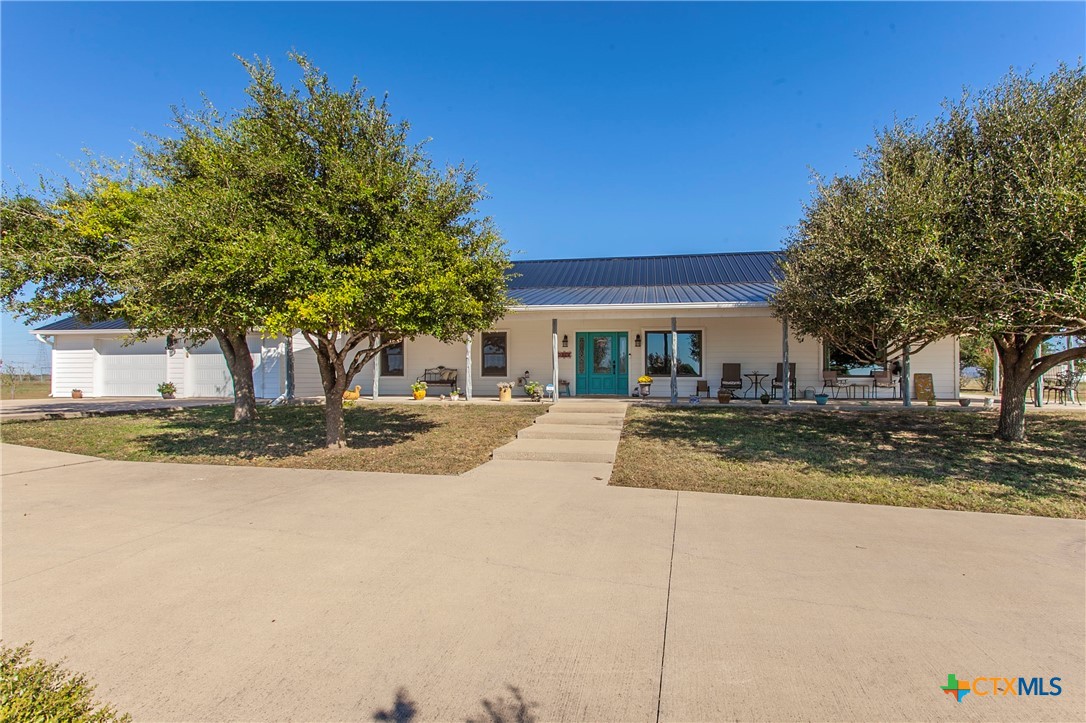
<box><xmin>759</xmin><ymin>392</ymin><xmax>771</xmax><ymax>405</ymax></box>
<box><xmin>524</xmin><ymin>380</ymin><xmax>544</xmax><ymax>402</ymax></box>
<box><xmin>497</xmin><ymin>382</ymin><xmax>513</xmax><ymax>402</ymax></box>
<box><xmin>157</xmin><ymin>382</ymin><xmax>177</xmax><ymax>400</ymax></box>
<box><xmin>927</xmin><ymin>399</ymin><xmax>937</xmax><ymax>407</ymax></box>
<box><xmin>411</xmin><ymin>380</ymin><xmax>427</xmax><ymax>400</ymax></box>
<box><xmin>814</xmin><ymin>393</ymin><xmax>830</xmax><ymax>405</ymax></box>
<box><xmin>717</xmin><ymin>389</ymin><xmax>732</xmax><ymax>403</ymax></box>
<box><xmin>450</xmin><ymin>387</ymin><xmax>461</xmax><ymax>401</ymax></box>
<box><xmin>71</xmin><ymin>389</ymin><xmax>83</xmax><ymax>399</ymax></box>
<box><xmin>959</xmin><ymin>398</ymin><xmax>972</xmax><ymax>407</ymax></box>
<box><xmin>637</xmin><ymin>375</ymin><xmax>653</xmax><ymax>398</ymax></box>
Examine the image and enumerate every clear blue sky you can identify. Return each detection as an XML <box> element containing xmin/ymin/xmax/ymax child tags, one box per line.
<box><xmin>1</xmin><ymin>1</ymin><xmax>1082</xmax><ymax>368</ymax></box>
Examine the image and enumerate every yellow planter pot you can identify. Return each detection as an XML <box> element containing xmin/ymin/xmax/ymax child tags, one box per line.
<box><xmin>498</xmin><ymin>388</ymin><xmax>512</xmax><ymax>402</ymax></box>
<box><xmin>412</xmin><ymin>390</ymin><xmax>426</xmax><ymax>400</ymax></box>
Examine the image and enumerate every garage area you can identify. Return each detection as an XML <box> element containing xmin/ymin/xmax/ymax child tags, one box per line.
<box><xmin>94</xmin><ymin>338</ymin><xmax>168</xmax><ymax>397</ymax></box>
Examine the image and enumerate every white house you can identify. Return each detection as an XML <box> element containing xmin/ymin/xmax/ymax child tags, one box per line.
<box><xmin>34</xmin><ymin>251</ymin><xmax>960</xmax><ymax>401</ymax></box>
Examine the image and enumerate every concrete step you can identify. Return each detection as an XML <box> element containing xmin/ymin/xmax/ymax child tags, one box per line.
<box><xmin>547</xmin><ymin>402</ymin><xmax>629</xmax><ymax>414</ymax></box>
<box><xmin>491</xmin><ymin>438</ymin><xmax>617</xmax><ymax>464</ymax></box>
<box><xmin>517</xmin><ymin>424</ymin><xmax>622</xmax><ymax>441</ymax></box>
<box><xmin>534</xmin><ymin>412</ymin><xmax>626</xmax><ymax>428</ymax></box>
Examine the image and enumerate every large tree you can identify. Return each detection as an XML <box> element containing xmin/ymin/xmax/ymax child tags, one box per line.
<box><xmin>123</xmin><ymin>101</ymin><xmax>302</xmax><ymax>421</ymax></box>
<box><xmin>775</xmin><ymin>64</ymin><xmax>1086</xmax><ymax>441</ymax></box>
<box><xmin>243</xmin><ymin>54</ymin><xmax>510</xmax><ymax>447</ymax></box>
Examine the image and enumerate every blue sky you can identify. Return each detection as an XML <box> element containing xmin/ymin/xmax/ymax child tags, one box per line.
<box><xmin>1</xmin><ymin>2</ymin><xmax>1082</xmax><ymax>368</ymax></box>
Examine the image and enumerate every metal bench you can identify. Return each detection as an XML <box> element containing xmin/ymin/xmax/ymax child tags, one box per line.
<box><xmin>417</xmin><ymin>366</ymin><xmax>458</xmax><ymax>391</ymax></box>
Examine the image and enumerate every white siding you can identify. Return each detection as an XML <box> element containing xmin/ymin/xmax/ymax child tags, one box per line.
<box><xmin>910</xmin><ymin>336</ymin><xmax>960</xmax><ymax>400</ymax></box>
<box><xmin>51</xmin><ymin>336</ymin><xmax>97</xmax><ymax>397</ymax></box>
<box><xmin>94</xmin><ymin>337</ymin><xmax>169</xmax><ymax>397</ymax></box>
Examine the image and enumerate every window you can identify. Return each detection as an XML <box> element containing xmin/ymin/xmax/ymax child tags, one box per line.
<box><xmin>823</xmin><ymin>342</ymin><xmax>886</xmax><ymax>376</ymax></box>
<box><xmin>481</xmin><ymin>332</ymin><xmax>507</xmax><ymax>377</ymax></box>
<box><xmin>645</xmin><ymin>331</ymin><xmax>702</xmax><ymax>377</ymax></box>
<box><xmin>381</xmin><ymin>342</ymin><xmax>404</xmax><ymax>376</ymax></box>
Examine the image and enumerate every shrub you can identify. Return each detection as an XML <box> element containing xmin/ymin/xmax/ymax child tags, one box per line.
<box><xmin>0</xmin><ymin>642</ymin><xmax>130</xmax><ymax>722</ymax></box>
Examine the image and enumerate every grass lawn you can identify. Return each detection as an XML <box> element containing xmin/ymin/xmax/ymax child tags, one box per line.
<box><xmin>612</xmin><ymin>406</ymin><xmax>1086</xmax><ymax>518</ymax></box>
<box><xmin>1</xmin><ymin>402</ymin><xmax>542</xmax><ymax>475</ymax></box>
<box><xmin>0</xmin><ymin>377</ymin><xmax>52</xmax><ymax>400</ymax></box>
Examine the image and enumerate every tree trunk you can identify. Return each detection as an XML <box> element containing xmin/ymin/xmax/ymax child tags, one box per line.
<box><xmin>993</xmin><ymin>334</ymin><xmax>1041</xmax><ymax>442</ymax></box>
<box><xmin>214</xmin><ymin>328</ymin><xmax>258</xmax><ymax>422</ymax></box>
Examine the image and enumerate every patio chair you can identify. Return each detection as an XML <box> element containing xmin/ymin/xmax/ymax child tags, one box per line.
<box><xmin>772</xmin><ymin>363</ymin><xmax>797</xmax><ymax>400</ymax></box>
<box><xmin>719</xmin><ymin>364</ymin><xmax>743</xmax><ymax>396</ymax></box>
<box><xmin>695</xmin><ymin>380</ymin><xmax>711</xmax><ymax>398</ymax></box>
<box><xmin>871</xmin><ymin>370</ymin><xmax>897</xmax><ymax>399</ymax></box>
<box><xmin>1042</xmin><ymin>372</ymin><xmax>1066</xmax><ymax>404</ymax></box>
<box><xmin>821</xmin><ymin>370</ymin><xmax>849</xmax><ymax>399</ymax></box>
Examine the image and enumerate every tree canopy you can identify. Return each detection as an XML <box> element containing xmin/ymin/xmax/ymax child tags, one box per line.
<box><xmin>774</xmin><ymin>63</ymin><xmax>1086</xmax><ymax>440</ymax></box>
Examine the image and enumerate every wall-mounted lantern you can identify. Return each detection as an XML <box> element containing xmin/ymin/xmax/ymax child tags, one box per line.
<box><xmin>562</xmin><ymin>334</ymin><xmax>568</xmax><ymax>348</ymax></box>
<box><xmin>634</xmin><ymin>334</ymin><xmax>642</xmax><ymax>348</ymax></box>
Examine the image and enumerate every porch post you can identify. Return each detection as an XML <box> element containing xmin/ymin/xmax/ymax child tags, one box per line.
<box><xmin>465</xmin><ymin>335</ymin><xmax>473</xmax><ymax>401</ymax></box>
<box><xmin>551</xmin><ymin>319</ymin><xmax>559</xmax><ymax>404</ymax></box>
<box><xmin>670</xmin><ymin>317</ymin><xmax>678</xmax><ymax>404</ymax></box>
<box><xmin>901</xmin><ymin>341</ymin><xmax>912</xmax><ymax>407</ymax></box>
<box><xmin>1033</xmin><ymin>343</ymin><xmax>1043</xmax><ymax>407</ymax></box>
<box><xmin>285</xmin><ymin>333</ymin><xmax>295</xmax><ymax>400</ymax></box>
<box><xmin>372</xmin><ymin>334</ymin><xmax>380</xmax><ymax>400</ymax></box>
<box><xmin>781</xmin><ymin>317</ymin><xmax>790</xmax><ymax>406</ymax></box>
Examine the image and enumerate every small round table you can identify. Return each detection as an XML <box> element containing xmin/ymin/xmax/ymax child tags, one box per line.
<box><xmin>744</xmin><ymin>371</ymin><xmax>768</xmax><ymax>399</ymax></box>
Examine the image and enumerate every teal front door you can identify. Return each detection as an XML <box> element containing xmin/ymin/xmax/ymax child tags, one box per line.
<box><xmin>575</xmin><ymin>332</ymin><xmax>629</xmax><ymax>396</ymax></box>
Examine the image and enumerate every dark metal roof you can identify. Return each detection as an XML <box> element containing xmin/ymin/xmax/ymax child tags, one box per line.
<box><xmin>508</xmin><ymin>251</ymin><xmax>781</xmax><ymax>289</ymax></box>
<box><xmin>511</xmin><ymin>282</ymin><xmax>776</xmax><ymax>307</ymax></box>
<box><xmin>508</xmin><ymin>251</ymin><xmax>781</xmax><ymax>307</ymax></box>
<box><xmin>35</xmin><ymin>318</ymin><xmax>130</xmax><ymax>332</ymax></box>
<box><xmin>36</xmin><ymin>252</ymin><xmax>782</xmax><ymax>331</ymax></box>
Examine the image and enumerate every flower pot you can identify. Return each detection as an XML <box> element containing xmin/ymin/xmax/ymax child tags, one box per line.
<box><xmin>412</xmin><ymin>390</ymin><xmax>426</xmax><ymax>400</ymax></box>
<box><xmin>959</xmin><ymin>398</ymin><xmax>972</xmax><ymax>407</ymax></box>
<box><xmin>450</xmin><ymin>394</ymin><xmax>460</xmax><ymax>401</ymax></box>
<box><xmin>814</xmin><ymin>394</ymin><xmax>829</xmax><ymax>406</ymax></box>
<box><xmin>760</xmin><ymin>396</ymin><xmax>771</xmax><ymax>405</ymax></box>
<box><xmin>162</xmin><ymin>393</ymin><xmax>175</xmax><ymax>400</ymax></box>
<box><xmin>638</xmin><ymin>383</ymin><xmax>652</xmax><ymax>398</ymax></box>
<box><xmin>498</xmin><ymin>387</ymin><xmax>512</xmax><ymax>403</ymax></box>
<box><xmin>71</xmin><ymin>390</ymin><xmax>83</xmax><ymax>399</ymax></box>
<box><xmin>927</xmin><ymin>399</ymin><xmax>937</xmax><ymax>407</ymax></box>
<box><xmin>717</xmin><ymin>392</ymin><xmax>732</xmax><ymax>404</ymax></box>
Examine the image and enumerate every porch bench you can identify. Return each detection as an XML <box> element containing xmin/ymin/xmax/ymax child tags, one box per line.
<box><xmin>417</xmin><ymin>366</ymin><xmax>458</xmax><ymax>390</ymax></box>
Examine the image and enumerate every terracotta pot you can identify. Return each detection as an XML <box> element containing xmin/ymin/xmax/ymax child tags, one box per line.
<box><xmin>71</xmin><ymin>390</ymin><xmax>83</xmax><ymax>399</ymax></box>
<box><xmin>412</xmin><ymin>390</ymin><xmax>426</xmax><ymax>400</ymax></box>
<box><xmin>162</xmin><ymin>393</ymin><xmax>175</xmax><ymax>400</ymax></box>
<box><xmin>717</xmin><ymin>393</ymin><xmax>732</xmax><ymax>404</ymax></box>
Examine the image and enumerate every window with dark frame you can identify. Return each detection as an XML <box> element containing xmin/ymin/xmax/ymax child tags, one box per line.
<box><xmin>381</xmin><ymin>342</ymin><xmax>404</xmax><ymax>376</ymax></box>
<box><xmin>481</xmin><ymin>332</ymin><xmax>508</xmax><ymax>377</ymax></box>
<box><xmin>644</xmin><ymin>331</ymin><xmax>702</xmax><ymax>377</ymax></box>
<box><xmin>822</xmin><ymin>343</ymin><xmax>886</xmax><ymax>375</ymax></box>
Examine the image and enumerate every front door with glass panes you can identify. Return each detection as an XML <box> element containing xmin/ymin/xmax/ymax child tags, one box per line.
<box><xmin>574</xmin><ymin>332</ymin><xmax>629</xmax><ymax>395</ymax></box>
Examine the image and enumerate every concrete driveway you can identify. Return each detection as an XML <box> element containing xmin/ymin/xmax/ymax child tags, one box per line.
<box><xmin>0</xmin><ymin>396</ymin><xmax>230</xmax><ymax>421</ymax></box>
<box><xmin>2</xmin><ymin>444</ymin><xmax>1083</xmax><ymax>722</ymax></box>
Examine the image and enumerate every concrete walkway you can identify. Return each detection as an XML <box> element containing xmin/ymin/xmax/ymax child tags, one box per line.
<box><xmin>2</xmin><ymin>443</ymin><xmax>1083</xmax><ymax>722</ymax></box>
<box><xmin>492</xmin><ymin>400</ymin><xmax>627</xmax><ymax>465</ymax></box>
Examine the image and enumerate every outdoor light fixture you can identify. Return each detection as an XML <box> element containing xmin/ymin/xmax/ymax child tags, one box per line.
<box><xmin>634</xmin><ymin>334</ymin><xmax>642</xmax><ymax>348</ymax></box>
<box><xmin>562</xmin><ymin>334</ymin><xmax>568</xmax><ymax>348</ymax></box>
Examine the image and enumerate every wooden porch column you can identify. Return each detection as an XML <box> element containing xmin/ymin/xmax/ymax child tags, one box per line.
<box><xmin>371</xmin><ymin>335</ymin><xmax>380</xmax><ymax>400</ymax></box>
<box><xmin>670</xmin><ymin>317</ymin><xmax>678</xmax><ymax>404</ymax></box>
<box><xmin>465</xmin><ymin>335</ymin><xmax>473</xmax><ymax>401</ymax></box>
<box><xmin>781</xmin><ymin>317</ymin><xmax>790</xmax><ymax>406</ymax></box>
<box><xmin>901</xmin><ymin>341</ymin><xmax>912</xmax><ymax>407</ymax></box>
<box><xmin>551</xmin><ymin>319</ymin><xmax>559</xmax><ymax>404</ymax></box>
<box><xmin>1033</xmin><ymin>344</ymin><xmax>1043</xmax><ymax>407</ymax></box>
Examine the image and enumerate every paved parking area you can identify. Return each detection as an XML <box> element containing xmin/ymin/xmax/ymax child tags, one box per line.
<box><xmin>2</xmin><ymin>443</ymin><xmax>1083</xmax><ymax>721</ymax></box>
<box><xmin>0</xmin><ymin>396</ymin><xmax>230</xmax><ymax>421</ymax></box>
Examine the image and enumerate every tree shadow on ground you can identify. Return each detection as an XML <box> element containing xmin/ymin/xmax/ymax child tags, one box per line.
<box><xmin>373</xmin><ymin>685</ymin><xmax>538</xmax><ymax>723</ymax></box>
<box><xmin>135</xmin><ymin>404</ymin><xmax>438</xmax><ymax>460</ymax></box>
<box><xmin>632</xmin><ymin>407</ymin><xmax>1086</xmax><ymax>499</ymax></box>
